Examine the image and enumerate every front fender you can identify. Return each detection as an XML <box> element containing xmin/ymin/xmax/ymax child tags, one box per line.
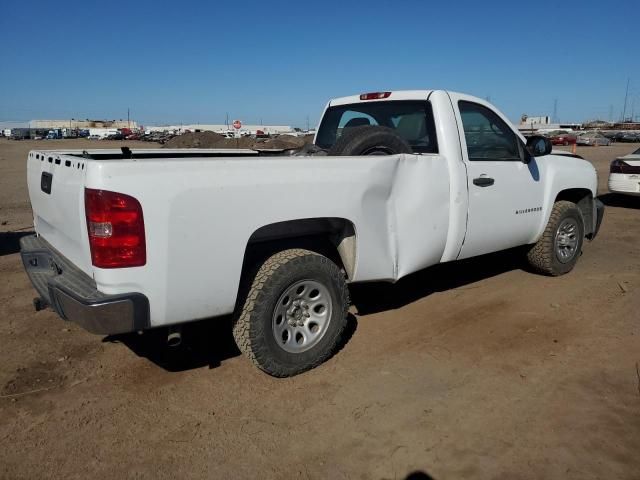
<box><xmin>534</xmin><ymin>155</ymin><xmax>598</xmax><ymax>242</ymax></box>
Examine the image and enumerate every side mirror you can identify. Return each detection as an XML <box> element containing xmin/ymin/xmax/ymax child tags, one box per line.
<box><xmin>526</xmin><ymin>135</ymin><xmax>552</xmax><ymax>157</ymax></box>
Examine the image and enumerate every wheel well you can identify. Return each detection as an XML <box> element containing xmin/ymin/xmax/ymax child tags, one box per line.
<box><xmin>241</xmin><ymin>218</ymin><xmax>357</xmax><ymax>280</ymax></box>
<box><xmin>554</xmin><ymin>188</ymin><xmax>594</xmax><ymax>236</ymax></box>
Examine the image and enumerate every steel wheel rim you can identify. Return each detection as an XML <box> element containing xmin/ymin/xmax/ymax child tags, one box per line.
<box><xmin>554</xmin><ymin>218</ymin><xmax>579</xmax><ymax>264</ymax></box>
<box><xmin>272</xmin><ymin>279</ymin><xmax>333</xmax><ymax>353</ymax></box>
<box><xmin>363</xmin><ymin>146</ymin><xmax>394</xmax><ymax>155</ymax></box>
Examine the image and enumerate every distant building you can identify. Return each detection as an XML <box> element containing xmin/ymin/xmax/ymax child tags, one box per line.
<box><xmin>520</xmin><ymin>115</ymin><xmax>551</xmax><ymax>126</ymax></box>
<box><xmin>613</xmin><ymin>122</ymin><xmax>640</xmax><ymax>130</ymax></box>
<box><xmin>29</xmin><ymin>119</ymin><xmax>137</xmax><ymax>129</ymax></box>
<box><xmin>0</xmin><ymin>121</ymin><xmax>29</xmax><ymax>130</ymax></box>
<box><xmin>582</xmin><ymin>120</ymin><xmax>613</xmax><ymax>129</ymax></box>
<box><xmin>516</xmin><ymin>114</ymin><xmax>582</xmax><ymax>135</ymax></box>
<box><xmin>0</xmin><ymin>121</ymin><xmax>29</xmax><ymax>136</ymax></box>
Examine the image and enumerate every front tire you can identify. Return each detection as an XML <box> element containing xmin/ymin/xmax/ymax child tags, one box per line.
<box><xmin>233</xmin><ymin>249</ymin><xmax>349</xmax><ymax>377</ymax></box>
<box><xmin>527</xmin><ymin>201</ymin><xmax>585</xmax><ymax>276</ymax></box>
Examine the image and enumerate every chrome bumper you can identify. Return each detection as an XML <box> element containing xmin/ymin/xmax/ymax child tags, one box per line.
<box><xmin>20</xmin><ymin>235</ymin><xmax>149</xmax><ymax>335</ymax></box>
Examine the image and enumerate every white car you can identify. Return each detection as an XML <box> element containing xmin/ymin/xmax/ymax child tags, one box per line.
<box><xmin>20</xmin><ymin>90</ymin><xmax>603</xmax><ymax>377</ymax></box>
<box><xmin>609</xmin><ymin>146</ymin><xmax>640</xmax><ymax>196</ymax></box>
<box><xmin>576</xmin><ymin>132</ymin><xmax>611</xmax><ymax>146</ymax></box>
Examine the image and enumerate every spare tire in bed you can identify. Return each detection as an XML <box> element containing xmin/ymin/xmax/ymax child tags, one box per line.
<box><xmin>327</xmin><ymin>125</ymin><xmax>412</xmax><ymax>156</ymax></box>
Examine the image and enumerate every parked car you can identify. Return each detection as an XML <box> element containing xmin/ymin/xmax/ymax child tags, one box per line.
<box><xmin>600</xmin><ymin>131</ymin><xmax>619</xmax><ymax>140</ymax></box>
<box><xmin>609</xmin><ymin>146</ymin><xmax>640</xmax><ymax>196</ymax></box>
<box><xmin>104</xmin><ymin>133</ymin><xmax>125</xmax><ymax>140</ymax></box>
<box><xmin>548</xmin><ymin>130</ymin><xmax>577</xmax><ymax>146</ymax></box>
<box><xmin>576</xmin><ymin>132</ymin><xmax>611</xmax><ymax>146</ymax></box>
<box><xmin>20</xmin><ymin>89</ymin><xmax>604</xmax><ymax>377</ymax></box>
<box><xmin>617</xmin><ymin>132</ymin><xmax>640</xmax><ymax>143</ymax></box>
<box><xmin>45</xmin><ymin>129</ymin><xmax>63</xmax><ymax>140</ymax></box>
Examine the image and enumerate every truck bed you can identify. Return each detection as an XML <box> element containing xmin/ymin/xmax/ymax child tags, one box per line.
<box><xmin>26</xmin><ymin>147</ymin><xmax>452</xmax><ymax>327</ymax></box>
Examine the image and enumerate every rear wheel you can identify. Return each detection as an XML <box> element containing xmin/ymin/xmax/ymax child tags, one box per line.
<box><xmin>233</xmin><ymin>249</ymin><xmax>349</xmax><ymax>377</ymax></box>
<box><xmin>526</xmin><ymin>201</ymin><xmax>585</xmax><ymax>276</ymax></box>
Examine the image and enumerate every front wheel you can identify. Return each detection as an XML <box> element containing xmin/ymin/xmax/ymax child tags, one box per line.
<box><xmin>233</xmin><ymin>249</ymin><xmax>349</xmax><ymax>377</ymax></box>
<box><xmin>526</xmin><ymin>201</ymin><xmax>585</xmax><ymax>276</ymax></box>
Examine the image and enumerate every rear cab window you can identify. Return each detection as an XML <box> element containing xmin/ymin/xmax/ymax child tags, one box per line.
<box><xmin>316</xmin><ymin>100</ymin><xmax>439</xmax><ymax>153</ymax></box>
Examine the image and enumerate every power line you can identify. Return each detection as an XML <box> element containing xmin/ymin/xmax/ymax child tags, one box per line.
<box><xmin>622</xmin><ymin>78</ymin><xmax>630</xmax><ymax>121</ymax></box>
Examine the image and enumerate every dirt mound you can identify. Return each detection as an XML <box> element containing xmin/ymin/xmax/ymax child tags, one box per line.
<box><xmin>210</xmin><ymin>137</ymin><xmax>260</xmax><ymax>149</ymax></box>
<box><xmin>254</xmin><ymin>135</ymin><xmax>307</xmax><ymax>150</ymax></box>
<box><xmin>163</xmin><ymin>131</ymin><xmax>224</xmax><ymax>148</ymax></box>
<box><xmin>163</xmin><ymin>132</ymin><xmax>316</xmax><ymax>150</ymax></box>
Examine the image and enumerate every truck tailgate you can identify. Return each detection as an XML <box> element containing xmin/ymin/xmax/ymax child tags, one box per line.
<box><xmin>26</xmin><ymin>151</ymin><xmax>92</xmax><ymax>275</ymax></box>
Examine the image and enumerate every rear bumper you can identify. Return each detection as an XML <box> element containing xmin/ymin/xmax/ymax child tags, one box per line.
<box><xmin>20</xmin><ymin>235</ymin><xmax>149</xmax><ymax>335</ymax></box>
<box><xmin>608</xmin><ymin>173</ymin><xmax>640</xmax><ymax>196</ymax></box>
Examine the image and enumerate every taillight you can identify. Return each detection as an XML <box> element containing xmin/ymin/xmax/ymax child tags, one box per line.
<box><xmin>84</xmin><ymin>188</ymin><xmax>146</xmax><ymax>268</ymax></box>
<box><xmin>609</xmin><ymin>159</ymin><xmax>640</xmax><ymax>174</ymax></box>
<box><xmin>359</xmin><ymin>92</ymin><xmax>391</xmax><ymax>101</ymax></box>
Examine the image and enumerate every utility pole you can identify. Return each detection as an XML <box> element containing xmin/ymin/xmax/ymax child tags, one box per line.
<box><xmin>622</xmin><ymin>78</ymin><xmax>630</xmax><ymax>122</ymax></box>
<box><xmin>306</xmin><ymin>116</ymin><xmax>310</xmax><ymax>132</ymax></box>
<box><xmin>127</xmin><ymin>108</ymin><xmax>130</xmax><ymax>129</ymax></box>
<box><xmin>552</xmin><ymin>98</ymin><xmax>558</xmax><ymax>123</ymax></box>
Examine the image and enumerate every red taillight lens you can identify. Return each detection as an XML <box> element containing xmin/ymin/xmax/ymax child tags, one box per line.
<box><xmin>359</xmin><ymin>92</ymin><xmax>391</xmax><ymax>101</ymax></box>
<box><xmin>609</xmin><ymin>159</ymin><xmax>640</xmax><ymax>174</ymax></box>
<box><xmin>85</xmin><ymin>188</ymin><xmax>146</xmax><ymax>268</ymax></box>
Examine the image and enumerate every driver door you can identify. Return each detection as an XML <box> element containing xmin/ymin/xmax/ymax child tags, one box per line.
<box><xmin>454</xmin><ymin>98</ymin><xmax>545</xmax><ymax>259</ymax></box>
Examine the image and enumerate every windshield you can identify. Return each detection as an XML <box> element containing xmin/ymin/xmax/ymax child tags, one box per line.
<box><xmin>316</xmin><ymin>100</ymin><xmax>438</xmax><ymax>153</ymax></box>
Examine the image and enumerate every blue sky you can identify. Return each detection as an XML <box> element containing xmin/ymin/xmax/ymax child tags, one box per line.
<box><xmin>1</xmin><ymin>0</ymin><xmax>638</xmax><ymax>127</ymax></box>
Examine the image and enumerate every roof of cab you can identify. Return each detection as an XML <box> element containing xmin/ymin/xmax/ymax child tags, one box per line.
<box><xmin>329</xmin><ymin>90</ymin><xmax>435</xmax><ymax>106</ymax></box>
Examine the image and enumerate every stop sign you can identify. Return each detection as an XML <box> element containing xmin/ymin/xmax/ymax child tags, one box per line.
<box><xmin>232</xmin><ymin>120</ymin><xmax>242</xmax><ymax>130</ymax></box>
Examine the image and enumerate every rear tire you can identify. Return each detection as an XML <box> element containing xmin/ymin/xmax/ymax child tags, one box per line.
<box><xmin>527</xmin><ymin>201</ymin><xmax>584</xmax><ymax>276</ymax></box>
<box><xmin>328</xmin><ymin>125</ymin><xmax>412</xmax><ymax>156</ymax></box>
<box><xmin>233</xmin><ymin>249</ymin><xmax>349</xmax><ymax>377</ymax></box>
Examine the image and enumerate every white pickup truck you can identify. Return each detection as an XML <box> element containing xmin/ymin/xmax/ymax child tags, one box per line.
<box><xmin>21</xmin><ymin>90</ymin><xmax>604</xmax><ymax>377</ymax></box>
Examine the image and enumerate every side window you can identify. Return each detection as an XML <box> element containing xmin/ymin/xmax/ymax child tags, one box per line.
<box><xmin>459</xmin><ymin>101</ymin><xmax>522</xmax><ymax>161</ymax></box>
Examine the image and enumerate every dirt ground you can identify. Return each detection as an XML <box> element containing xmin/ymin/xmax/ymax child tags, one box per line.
<box><xmin>1</xmin><ymin>138</ymin><xmax>639</xmax><ymax>480</ymax></box>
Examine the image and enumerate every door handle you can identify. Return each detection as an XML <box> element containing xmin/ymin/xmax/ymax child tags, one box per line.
<box><xmin>473</xmin><ymin>176</ymin><xmax>494</xmax><ymax>187</ymax></box>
